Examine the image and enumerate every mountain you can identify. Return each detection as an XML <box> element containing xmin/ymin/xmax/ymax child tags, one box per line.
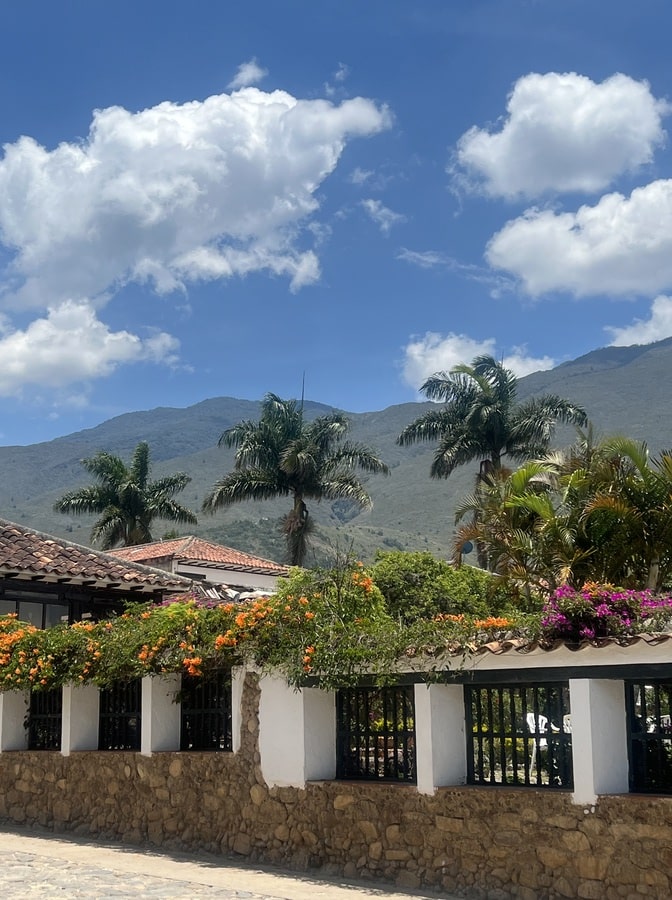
<box><xmin>2</xmin><ymin>339</ymin><xmax>672</xmax><ymax>565</ymax></box>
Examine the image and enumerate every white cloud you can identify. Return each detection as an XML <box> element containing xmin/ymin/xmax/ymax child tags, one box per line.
<box><xmin>606</xmin><ymin>295</ymin><xmax>672</xmax><ymax>345</ymax></box>
<box><xmin>397</xmin><ymin>248</ymin><xmax>516</xmax><ymax>298</ymax></box>
<box><xmin>361</xmin><ymin>199</ymin><xmax>406</xmax><ymax>234</ymax></box>
<box><xmin>455</xmin><ymin>72</ymin><xmax>669</xmax><ymax>199</ymax></box>
<box><xmin>486</xmin><ymin>179</ymin><xmax>672</xmax><ymax>297</ymax></box>
<box><xmin>349</xmin><ymin>167</ymin><xmax>373</xmax><ymax>185</ymax></box>
<box><xmin>396</xmin><ymin>248</ymin><xmax>446</xmax><ymax>269</ymax></box>
<box><xmin>0</xmin><ymin>300</ymin><xmax>179</xmax><ymax>396</ymax></box>
<box><xmin>0</xmin><ymin>89</ymin><xmax>390</xmax><ymax>312</ymax></box>
<box><xmin>402</xmin><ymin>331</ymin><xmax>554</xmax><ymax>389</ymax></box>
<box><xmin>227</xmin><ymin>58</ymin><xmax>268</xmax><ymax>90</ymax></box>
<box><xmin>334</xmin><ymin>63</ymin><xmax>350</xmax><ymax>83</ymax></box>
<box><xmin>0</xmin><ymin>87</ymin><xmax>390</xmax><ymax>392</ymax></box>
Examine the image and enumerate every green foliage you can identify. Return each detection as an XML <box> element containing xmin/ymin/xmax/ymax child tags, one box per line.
<box><xmin>397</xmin><ymin>354</ymin><xmax>587</xmax><ymax>480</ymax></box>
<box><xmin>0</xmin><ymin>559</ymin><xmax>530</xmax><ymax>694</ymax></box>
<box><xmin>53</xmin><ymin>441</ymin><xmax>197</xmax><ymax>549</ymax></box>
<box><xmin>203</xmin><ymin>393</ymin><xmax>389</xmax><ymax>566</ymax></box>
<box><xmin>371</xmin><ymin>550</ymin><xmax>511</xmax><ymax>622</ymax></box>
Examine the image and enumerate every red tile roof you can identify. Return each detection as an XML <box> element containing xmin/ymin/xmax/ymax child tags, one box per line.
<box><xmin>110</xmin><ymin>536</ymin><xmax>288</xmax><ymax>575</ymax></box>
<box><xmin>473</xmin><ymin>634</ymin><xmax>672</xmax><ymax>655</ymax></box>
<box><xmin>0</xmin><ymin>519</ymin><xmax>194</xmax><ymax>593</ymax></box>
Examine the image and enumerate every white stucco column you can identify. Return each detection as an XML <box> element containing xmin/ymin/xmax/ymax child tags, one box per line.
<box><xmin>414</xmin><ymin>683</ymin><xmax>466</xmax><ymax>794</ymax></box>
<box><xmin>258</xmin><ymin>674</ymin><xmax>336</xmax><ymax>787</ymax></box>
<box><xmin>61</xmin><ymin>683</ymin><xmax>99</xmax><ymax>755</ymax></box>
<box><xmin>0</xmin><ymin>690</ymin><xmax>29</xmax><ymax>751</ymax></box>
<box><xmin>231</xmin><ymin>666</ymin><xmax>244</xmax><ymax>753</ymax></box>
<box><xmin>141</xmin><ymin>674</ymin><xmax>181</xmax><ymax>756</ymax></box>
<box><xmin>570</xmin><ymin>678</ymin><xmax>629</xmax><ymax>805</ymax></box>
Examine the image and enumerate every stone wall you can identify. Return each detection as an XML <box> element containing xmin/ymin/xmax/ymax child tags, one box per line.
<box><xmin>0</xmin><ymin>674</ymin><xmax>670</xmax><ymax>899</ymax></box>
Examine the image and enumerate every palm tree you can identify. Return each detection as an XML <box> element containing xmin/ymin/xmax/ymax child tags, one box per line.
<box><xmin>398</xmin><ymin>355</ymin><xmax>588</xmax><ymax>479</ymax></box>
<box><xmin>54</xmin><ymin>441</ymin><xmax>197</xmax><ymax>549</ymax></box>
<box><xmin>399</xmin><ymin>355</ymin><xmax>587</xmax><ymax>569</ymax></box>
<box><xmin>202</xmin><ymin>393</ymin><xmax>389</xmax><ymax>566</ymax></box>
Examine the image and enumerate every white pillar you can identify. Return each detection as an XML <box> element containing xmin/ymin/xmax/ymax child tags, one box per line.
<box><xmin>304</xmin><ymin>686</ymin><xmax>336</xmax><ymax>781</ymax></box>
<box><xmin>141</xmin><ymin>674</ymin><xmax>181</xmax><ymax>756</ymax></box>
<box><xmin>258</xmin><ymin>675</ymin><xmax>335</xmax><ymax>787</ymax></box>
<box><xmin>231</xmin><ymin>667</ymin><xmax>244</xmax><ymax>753</ymax></box>
<box><xmin>0</xmin><ymin>690</ymin><xmax>29</xmax><ymax>751</ymax></box>
<box><xmin>61</xmin><ymin>683</ymin><xmax>99</xmax><ymax>755</ymax></box>
<box><xmin>570</xmin><ymin>678</ymin><xmax>629</xmax><ymax>805</ymax></box>
<box><xmin>414</xmin><ymin>683</ymin><xmax>466</xmax><ymax>794</ymax></box>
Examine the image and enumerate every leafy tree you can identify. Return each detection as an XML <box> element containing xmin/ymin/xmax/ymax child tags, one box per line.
<box><xmin>203</xmin><ymin>393</ymin><xmax>389</xmax><ymax>566</ymax></box>
<box><xmin>452</xmin><ymin>431</ymin><xmax>672</xmax><ymax>594</ymax></box>
<box><xmin>453</xmin><ymin>461</ymin><xmax>590</xmax><ymax>602</ymax></box>
<box><xmin>397</xmin><ymin>355</ymin><xmax>587</xmax><ymax>569</ymax></box>
<box><xmin>397</xmin><ymin>354</ymin><xmax>587</xmax><ymax>479</ymax></box>
<box><xmin>371</xmin><ymin>550</ymin><xmax>510</xmax><ymax>622</ymax></box>
<box><xmin>54</xmin><ymin>441</ymin><xmax>197</xmax><ymax>549</ymax></box>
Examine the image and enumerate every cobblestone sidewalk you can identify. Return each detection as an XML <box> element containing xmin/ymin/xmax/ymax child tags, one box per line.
<box><xmin>0</xmin><ymin>828</ymin><xmax>456</xmax><ymax>899</ymax></box>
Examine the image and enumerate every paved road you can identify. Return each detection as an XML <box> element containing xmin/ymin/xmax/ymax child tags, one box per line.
<box><xmin>0</xmin><ymin>828</ymin><xmax>458</xmax><ymax>899</ymax></box>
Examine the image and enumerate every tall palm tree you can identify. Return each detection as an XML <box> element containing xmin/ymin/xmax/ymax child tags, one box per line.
<box><xmin>398</xmin><ymin>355</ymin><xmax>588</xmax><ymax>479</ymax></box>
<box><xmin>54</xmin><ymin>441</ymin><xmax>197</xmax><ymax>549</ymax></box>
<box><xmin>399</xmin><ymin>355</ymin><xmax>587</xmax><ymax>569</ymax></box>
<box><xmin>203</xmin><ymin>393</ymin><xmax>389</xmax><ymax>566</ymax></box>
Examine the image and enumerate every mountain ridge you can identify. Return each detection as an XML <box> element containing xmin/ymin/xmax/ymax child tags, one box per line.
<box><xmin>2</xmin><ymin>338</ymin><xmax>672</xmax><ymax>565</ymax></box>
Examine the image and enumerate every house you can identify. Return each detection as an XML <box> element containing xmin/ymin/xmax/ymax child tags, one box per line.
<box><xmin>0</xmin><ymin>518</ymin><xmax>194</xmax><ymax>626</ymax></box>
<box><xmin>110</xmin><ymin>536</ymin><xmax>288</xmax><ymax>595</ymax></box>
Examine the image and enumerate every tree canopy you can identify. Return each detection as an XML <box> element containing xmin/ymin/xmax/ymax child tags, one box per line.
<box><xmin>397</xmin><ymin>354</ymin><xmax>588</xmax><ymax>479</ymax></box>
<box><xmin>54</xmin><ymin>441</ymin><xmax>197</xmax><ymax>549</ymax></box>
<box><xmin>203</xmin><ymin>393</ymin><xmax>389</xmax><ymax>566</ymax></box>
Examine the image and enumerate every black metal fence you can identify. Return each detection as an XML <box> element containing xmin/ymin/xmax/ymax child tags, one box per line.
<box><xmin>626</xmin><ymin>680</ymin><xmax>672</xmax><ymax>793</ymax></box>
<box><xmin>27</xmin><ymin>688</ymin><xmax>62</xmax><ymax>750</ymax></box>
<box><xmin>466</xmin><ymin>683</ymin><xmax>573</xmax><ymax>788</ymax></box>
<box><xmin>98</xmin><ymin>680</ymin><xmax>142</xmax><ymax>751</ymax></box>
<box><xmin>180</xmin><ymin>669</ymin><xmax>233</xmax><ymax>751</ymax></box>
<box><xmin>336</xmin><ymin>685</ymin><xmax>416</xmax><ymax>783</ymax></box>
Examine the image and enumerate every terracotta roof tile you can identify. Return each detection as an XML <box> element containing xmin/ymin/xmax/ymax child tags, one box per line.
<box><xmin>0</xmin><ymin>519</ymin><xmax>194</xmax><ymax>593</ymax></box>
<box><xmin>472</xmin><ymin>633</ymin><xmax>672</xmax><ymax>655</ymax></box>
<box><xmin>111</xmin><ymin>536</ymin><xmax>288</xmax><ymax>575</ymax></box>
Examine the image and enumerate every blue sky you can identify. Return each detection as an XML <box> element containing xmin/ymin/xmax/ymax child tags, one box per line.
<box><xmin>0</xmin><ymin>0</ymin><xmax>671</xmax><ymax>445</ymax></box>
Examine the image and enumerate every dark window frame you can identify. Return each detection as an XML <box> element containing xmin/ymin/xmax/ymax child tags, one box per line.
<box><xmin>465</xmin><ymin>682</ymin><xmax>573</xmax><ymax>789</ymax></box>
<box><xmin>180</xmin><ymin>669</ymin><xmax>233</xmax><ymax>751</ymax></box>
<box><xmin>336</xmin><ymin>685</ymin><xmax>416</xmax><ymax>783</ymax></box>
<box><xmin>98</xmin><ymin>679</ymin><xmax>142</xmax><ymax>751</ymax></box>
<box><xmin>626</xmin><ymin>679</ymin><xmax>672</xmax><ymax>794</ymax></box>
<box><xmin>26</xmin><ymin>687</ymin><xmax>62</xmax><ymax>751</ymax></box>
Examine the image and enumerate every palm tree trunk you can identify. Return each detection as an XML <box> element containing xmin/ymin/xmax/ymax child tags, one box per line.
<box><xmin>283</xmin><ymin>494</ymin><xmax>310</xmax><ymax>566</ymax></box>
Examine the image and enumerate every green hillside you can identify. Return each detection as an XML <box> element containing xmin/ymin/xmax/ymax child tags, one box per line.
<box><xmin>2</xmin><ymin>339</ymin><xmax>672</xmax><ymax>566</ymax></box>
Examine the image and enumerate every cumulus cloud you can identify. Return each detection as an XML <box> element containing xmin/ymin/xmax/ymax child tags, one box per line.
<box><xmin>454</xmin><ymin>72</ymin><xmax>669</xmax><ymax>199</ymax></box>
<box><xmin>402</xmin><ymin>331</ymin><xmax>554</xmax><ymax>389</ymax></box>
<box><xmin>361</xmin><ymin>199</ymin><xmax>406</xmax><ymax>234</ymax></box>
<box><xmin>486</xmin><ymin>179</ymin><xmax>672</xmax><ymax>297</ymax></box>
<box><xmin>0</xmin><ymin>300</ymin><xmax>179</xmax><ymax>396</ymax></box>
<box><xmin>0</xmin><ymin>86</ymin><xmax>390</xmax><ymax>393</ymax></box>
<box><xmin>227</xmin><ymin>58</ymin><xmax>268</xmax><ymax>89</ymax></box>
<box><xmin>606</xmin><ymin>295</ymin><xmax>672</xmax><ymax>345</ymax></box>
<box><xmin>0</xmin><ymin>88</ymin><xmax>390</xmax><ymax>310</ymax></box>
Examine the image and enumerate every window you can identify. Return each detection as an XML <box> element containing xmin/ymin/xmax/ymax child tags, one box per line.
<box><xmin>336</xmin><ymin>685</ymin><xmax>416</xmax><ymax>783</ymax></box>
<box><xmin>180</xmin><ymin>669</ymin><xmax>232</xmax><ymax>751</ymax></box>
<box><xmin>626</xmin><ymin>680</ymin><xmax>672</xmax><ymax>793</ymax></box>
<box><xmin>27</xmin><ymin>688</ymin><xmax>62</xmax><ymax>751</ymax></box>
<box><xmin>466</xmin><ymin>683</ymin><xmax>572</xmax><ymax>789</ymax></box>
<box><xmin>98</xmin><ymin>680</ymin><xmax>142</xmax><ymax>750</ymax></box>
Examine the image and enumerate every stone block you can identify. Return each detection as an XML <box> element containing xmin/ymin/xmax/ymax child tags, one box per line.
<box><xmin>578</xmin><ymin>881</ymin><xmax>607</xmax><ymax>899</ymax></box>
<box><xmin>233</xmin><ymin>833</ymin><xmax>251</xmax><ymax>855</ymax></box>
<box><xmin>575</xmin><ymin>855</ymin><xmax>609</xmax><ymax>881</ymax></box>
<box><xmin>357</xmin><ymin>820</ymin><xmax>378</xmax><ymax>841</ymax></box>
